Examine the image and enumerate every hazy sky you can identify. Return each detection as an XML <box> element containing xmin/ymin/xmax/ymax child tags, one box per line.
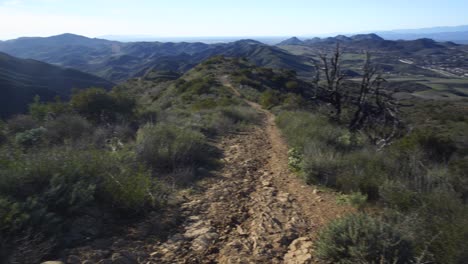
<box><xmin>0</xmin><ymin>0</ymin><xmax>467</xmax><ymax>40</ymax></box>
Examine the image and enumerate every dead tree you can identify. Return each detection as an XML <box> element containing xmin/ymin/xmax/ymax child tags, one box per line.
<box><xmin>349</xmin><ymin>52</ymin><xmax>385</xmax><ymax>131</ymax></box>
<box><xmin>317</xmin><ymin>43</ymin><xmax>346</xmax><ymax>120</ymax></box>
<box><xmin>314</xmin><ymin>47</ymin><xmax>401</xmax><ymax>149</ymax></box>
<box><xmin>349</xmin><ymin>52</ymin><xmax>401</xmax><ymax>149</ymax></box>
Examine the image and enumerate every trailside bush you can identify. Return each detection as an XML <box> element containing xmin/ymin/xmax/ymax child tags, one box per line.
<box><xmin>337</xmin><ymin>150</ymin><xmax>387</xmax><ymax>200</ymax></box>
<box><xmin>15</xmin><ymin>127</ymin><xmax>47</xmax><ymax>147</ymax></box>
<box><xmin>260</xmin><ymin>90</ymin><xmax>281</xmax><ymax>109</ymax></box>
<box><xmin>44</xmin><ymin>114</ymin><xmax>91</xmax><ymax>144</ymax></box>
<box><xmin>287</xmin><ymin>148</ymin><xmax>302</xmax><ymax>172</ymax></box>
<box><xmin>276</xmin><ymin>111</ymin><xmax>346</xmax><ymax>151</ymax></box>
<box><xmin>136</xmin><ymin>123</ymin><xmax>209</xmax><ymax>175</ymax></box>
<box><xmin>412</xmin><ymin>191</ymin><xmax>468</xmax><ymax>264</ymax></box>
<box><xmin>394</xmin><ymin>129</ymin><xmax>457</xmax><ymax>162</ymax></box>
<box><xmin>0</xmin><ymin>146</ymin><xmax>162</xmax><ymax>262</ymax></box>
<box><xmin>316</xmin><ymin>213</ymin><xmax>414</xmax><ymax>264</ymax></box>
<box><xmin>204</xmin><ymin>106</ymin><xmax>260</xmax><ymax>135</ymax></box>
<box><xmin>301</xmin><ymin>142</ymin><xmax>342</xmax><ymax>185</ymax></box>
<box><xmin>7</xmin><ymin>115</ymin><xmax>37</xmax><ymax>134</ymax></box>
<box><xmin>100</xmin><ymin>158</ymin><xmax>158</xmax><ymax>212</ymax></box>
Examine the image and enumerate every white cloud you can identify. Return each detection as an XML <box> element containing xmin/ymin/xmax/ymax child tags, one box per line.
<box><xmin>1</xmin><ymin>0</ymin><xmax>23</xmax><ymax>6</ymax></box>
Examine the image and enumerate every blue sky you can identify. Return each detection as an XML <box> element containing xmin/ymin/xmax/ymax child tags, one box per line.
<box><xmin>0</xmin><ymin>0</ymin><xmax>467</xmax><ymax>39</ymax></box>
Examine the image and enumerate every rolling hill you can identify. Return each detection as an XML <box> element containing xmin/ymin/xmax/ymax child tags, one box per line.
<box><xmin>0</xmin><ymin>34</ymin><xmax>314</xmax><ymax>82</ymax></box>
<box><xmin>0</xmin><ymin>52</ymin><xmax>114</xmax><ymax>118</ymax></box>
<box><xmin>277</xmin><ymin>34</ymin><xmax>454</xmax><ymax>53</ymax></box>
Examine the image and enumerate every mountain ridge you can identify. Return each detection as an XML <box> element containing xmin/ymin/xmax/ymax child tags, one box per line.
<box><xmin>0</xmin><ymin>34</ymin><xmax>314</xmax><ymax>82</ymax></box>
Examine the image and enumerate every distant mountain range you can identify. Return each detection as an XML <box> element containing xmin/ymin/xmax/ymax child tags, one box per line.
<box><xmin>376</xmin><ymin>25</ymin><xmax>468</xmax><ymax>44</ymax></box>
<box><xmin>0</xmin><ymin>52</ymin><xmax>114</xmax><ymax>118</ymax></box>
<box><xmin>277</xmin><ymin>33</ymin><xmax>459</xmax><ymax>54</ymax></box>
<box><xmin>1</xmin><ymin>31</ymin><xmax>466</xmax><ymax>118</ymax></box>
<box><xmin>0</xmin><ymin>34</ymin><xmax>314</xmax><ymax>83</ymax></box>
<box><xmin>97</xmin><ymin>25</ymin><xmax>468</xmax><ymax>44</ymax></box>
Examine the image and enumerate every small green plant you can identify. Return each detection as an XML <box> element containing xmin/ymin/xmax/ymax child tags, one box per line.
<box><xmin>288</xmin><ymin>148</ymin><xmax>302</xmax><ymax>172</ymax></box>
<box><xmin>336</xmin><ymin>192</ymin><xmax>367</xmax><ymax>210</ymax></box>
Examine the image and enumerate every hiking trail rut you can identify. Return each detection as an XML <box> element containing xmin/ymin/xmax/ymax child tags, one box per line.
<box><xmin>62</xmin><ymin>77</ymin><xmax>351</xmax><ymax>264</ymax></box>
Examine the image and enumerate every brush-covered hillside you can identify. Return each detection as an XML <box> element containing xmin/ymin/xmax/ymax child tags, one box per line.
<box><xmin>0</xmin><ymin>52</ymin><xmax>114</xmax><ymax>118</ymax></box>
<box><xmin>0</xmin><ymin>55</ymin><xmax>467</xmax><ymax>264</ymax></box>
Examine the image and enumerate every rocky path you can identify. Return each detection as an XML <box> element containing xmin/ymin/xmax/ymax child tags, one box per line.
<box><xmin>58</xmin><ymin>78</ymin><xmax>351</xmax><ymax>264</ymax></box>
<box><xmin>145</xmin><ymin>78</ymin><xmax>351</xmax><ymax>263</ymax></box>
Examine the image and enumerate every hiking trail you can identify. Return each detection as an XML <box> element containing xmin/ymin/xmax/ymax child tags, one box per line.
<box><xmin>63</xmin><ymin>76</ymin><xmax>351</xmax><ymax>264</ymax></box>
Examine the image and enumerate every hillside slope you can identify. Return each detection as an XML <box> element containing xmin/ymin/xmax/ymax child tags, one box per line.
<box><xmin>0</xmin><ymin>52</ymin><xmax>114</xmax><ymax>118</ymax></box>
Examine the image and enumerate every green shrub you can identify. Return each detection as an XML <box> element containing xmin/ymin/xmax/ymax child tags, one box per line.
<box><xmin>260</xmin><ymin>90</ymin><xmax>281</xmax><ymax>109</ymax></box>
<box><xmin>394</xmin><ymin>129</ymin><xmax>457</xmax><ymax>162</ymax></box>
<box><xmin>379</xmin><ymin>181</ymin><xmax>418</xmax><ymax>211</ymax></box>
<box><xmin>316</xmin><ymin>213</ymin><xmax>414</xmax><ymax>264</ymax></box>
<box><xmin>412</xmin><ymin>191</ymin><xmax>468</xmax><ymax>264</ymax></box>
<box><xmin>0</xmin><ymin>121</ymin><xmax>6</xmax><ymax>144</ymax></box>
<box><xmin>29</xmin><ymin>95</ymin><xmax>70</xmax><ymax>121</ymax></box>
<box><xmin>44</xmin><ymin>114</ymin><xmax>91</xmax><ymax>144</ymax></box>
<box><xmin>281</xmin><ymin>93</ymin><xmax>305</xmax><ymax>110</ymax></box>
<box><xmin>336</xmin><ymin>192</ymin><xmax>368</xmax><ymax>210</ymax></box>
<box><xmin>219</xmin><ymin>106</ymin><xmax>260</xmax><ymax>125</ymax></box>
<box><xmin>285</xmin><ymin>80</ymin><xmax>299</xmax><ymax>91</ymax></box>
<box><xmin>301</xmin><ymin>142</ymin><xmax>342</xmax><ymax>185</ymax></box>
<box><xmin>287</xmin><ymin>148</ymin><xmax>302</xmax><ymax>172</ymax></box>
<box><xmin>70</xmin><ymin>88</ymin><xmax>136</xmax><ymax>123</ymax></box>
<box><xmin>449</xmin><ymin>156</ymin><xmax>468</xmax><ymax>201</ymax></box>
<box><xmin>192</xmin><ymin>98</ymin><xmax>218</xmax><ymax>110</ymax></box>
<box><xmin>101</xmin><ymin>162</ymin><xmax>157</xmax><ymax>211</ymax></box>
<box><xmin>15</xmin><ymin>127</ymin><xmax>47</xmax><ymax>147</ymax></box>
<box><xmin>136</xmin><ymin>123</ymin><xmax>209</xmax><ymax>176</ymax></box>
<box><xmin>276</xmin><ymin>111</ymin><xmax>345</xmax><ymax>151</ymax></box>
<box><xmin>7</xmin><ymin>115</ymin><xmax>37</xmax><ymax>134</ymax></box>
<box><xmin>176</xmin><ymin>77</ymin><xmax>216</xmax><ymax>95</ymax></box>
<box><xmin>0</xmin><ymin>147</ymin><xmax>162</xmax><ymax>261</ymax></box>
<box><xmin>204</xmin><ymin>106</ymin><xmax>260</xmax><ymax>135</ymax></box>
<box><xmin>337</xmin><ymin>150</ymin><xmax>386</xmax><ymax>200</ymax></box>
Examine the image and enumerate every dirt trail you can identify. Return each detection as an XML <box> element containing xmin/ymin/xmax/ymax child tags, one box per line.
<box><xmin>143</xmin><ymin>77</ymin><xmax>352</xmax><ymax>263</ymax></box>
<box><xmin>63</xmin><ymin>77</ymin><xmax>351</xmax><ymax>264</ymax></box>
